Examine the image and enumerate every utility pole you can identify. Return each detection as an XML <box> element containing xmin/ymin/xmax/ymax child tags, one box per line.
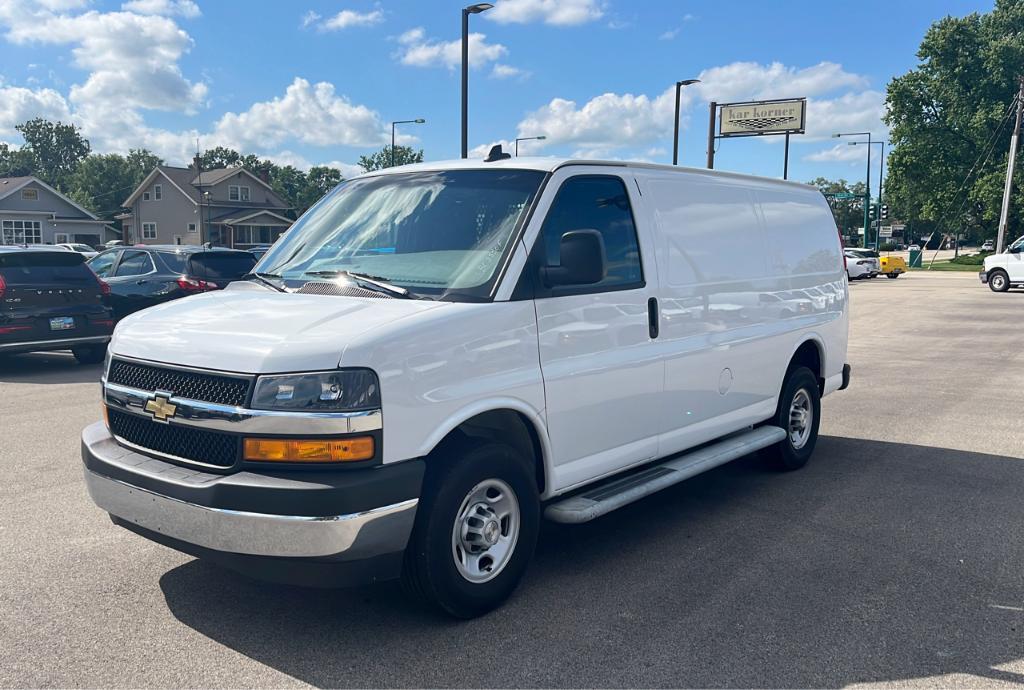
<box><xmin>997</xmin><ymin>76</ymin><xmax>1024</xmax><ymax>254</ymax></box>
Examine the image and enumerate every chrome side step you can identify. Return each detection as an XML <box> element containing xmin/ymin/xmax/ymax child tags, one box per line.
<box><xmin>544</xmin><ymin>426</ymin><xmax>786</xmax><ymax>524</ymax></box>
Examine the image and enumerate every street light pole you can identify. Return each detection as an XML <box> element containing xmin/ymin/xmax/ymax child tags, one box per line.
<box><xmin>849</xmin><ymin>139</ymin><xmax>889</xmax><ymax>248</ymax></box>
<box><xmin>514</xmin><ymin>135</ymin><xmax>546</xmax><ymax>157</ymax></box>
<box><xmin>834</xmin><ymin>131</ymin><xmax>873</xmax><ymax>248</ymax></box>
<box><xmin>461</xmin><ymin>3</ymin><xmax>493</xmax><ymax>159</ymax></box>
<box><xmin>672</xmin><ymin>79</ymin><xmax>700</xmax><ymax>166</ymax></box>
<box><xmin>391</xmin><ymin>118</ymin><xmax>426</xmax><ymax>167</ymax></box>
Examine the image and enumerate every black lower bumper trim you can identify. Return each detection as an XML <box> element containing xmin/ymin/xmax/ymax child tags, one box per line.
<box><xmin>82</xmin><ymin>422</ymin><xmax>424</xmax><ymax>517</ymax></box>
<box><xmin>840</xmin><ymin>363</ymin><xmax>851</xmax><ymax>391</ymax></box>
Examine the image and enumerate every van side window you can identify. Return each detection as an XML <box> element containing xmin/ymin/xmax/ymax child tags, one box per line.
<box><xmin>539</xmin><ymin>175</ymin><xmax>643</xmax><ymax>293</ymax></box>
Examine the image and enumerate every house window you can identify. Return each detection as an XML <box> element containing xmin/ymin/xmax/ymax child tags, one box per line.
<box><xmin>1</xmin><ymin>219</ymin><xmax>42</xmax><ymax>244</ymax></box>
<box><xmin>234</xmin><ymin>224</ymin><xmax>274</xmax><ymax>245</ymax></box>
<box><xmin>154</xmin><ymin>184</ymin><xmax>162</xmax><ymax>201</ymax></box>
<box><xmin>229</xmin><ymin>185</ymin><xmax>251</xmax><ymax>202</ymax></box>
<box><xmin>55</xmin><ymin>233</ymin><xmax>70</xmax><ymax>244</ymax></box>
<box><xmin>21</xmin><ymin>188</ymin><xmax>38</xmax><ymax>201</ymax></box>
<box><xmin>187</xmin><ymin>222</ymin><xmax>198</xmax><ymax>233</ymax></box>
<box><xmin>142</xmin><ymin>222</ymin><xmax>157</xmax><ymax>240</ymax></box>
<box><xmin>143</xmin><ymin>192</ymin><xmax>150</xmax><ymax>201</ymax></box>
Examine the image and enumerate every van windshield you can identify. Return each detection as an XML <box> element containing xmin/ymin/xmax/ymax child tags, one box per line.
<box><xmin>258</xmin><ymin>169</ymin><xmax>546</xmax><ymax>300</ymax></box>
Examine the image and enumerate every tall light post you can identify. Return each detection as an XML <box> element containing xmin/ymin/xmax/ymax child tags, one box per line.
<box><xmin>391</xmin><ymin>118</ymin><xmax>426</xmax><ymax>167</ymax></box>
<box><xmin>514</xmin><ymin>135</ymin><xmax>546</xmax><ymax>157</ymax></box>
<box><xmin>461</xmin><ymin>3</ymin><xmax>493</xmax><ymax>158</ymax></box>
<box><xmin>672</xmin><ymin>79</ymin><xmax>700</xmax><ymax>165</ymax></box>
<box><xmin>849</xmin><ymin>140</ymin><xmax>888</xmax><ymax>248</ymax></box>
<box><xmin>834</xmin><ymin>131</ymin><xmax>873</xmax><ymax>248</ymax></box>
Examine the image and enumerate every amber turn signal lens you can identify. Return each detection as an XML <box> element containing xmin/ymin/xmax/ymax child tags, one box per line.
<box><xmin>243</xmin><ymin>436</ymin><xmax>375</xmax><ymax>463</ymax></box>
<box><xmin>102</xmin><ymin>405</ymin><xmax>110</xmax><ymax>429</ymax></box>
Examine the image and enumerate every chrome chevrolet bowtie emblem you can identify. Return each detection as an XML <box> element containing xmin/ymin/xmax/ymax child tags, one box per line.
<box><xmin>144</xmin><ymin>393</ymin><xmax>177</xmax><ymax>422</ymax></box>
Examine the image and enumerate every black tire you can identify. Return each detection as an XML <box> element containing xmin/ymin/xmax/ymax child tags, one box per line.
<box><xmin>886</xmin><ymin>273</ymin><xmax>899</xmax><ymax>279</ymax></box>
<box><xmin>989</xmin><ymin>270</ymin><xmax>1010</xmax><ymax>292</ymax></box>
<box><xmin>763</xmin><ymin>366</ymin><xmax>821</xmax><ymax>471</ymax></box>
<box><xmin>401</xmin><ymin>440</ymin><xmax>540</xmax><ymax>618</ymax></box>
<box><xmin>72</xmin><ymin>344</ymin><xmax>107</xmax><ymax>365</ymax></box>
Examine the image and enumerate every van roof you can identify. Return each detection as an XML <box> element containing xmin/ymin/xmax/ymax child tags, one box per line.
<box><xmin>361</xmin><ymin>156</ymin><xmax>817</xmax><ymax>191</ymax></box>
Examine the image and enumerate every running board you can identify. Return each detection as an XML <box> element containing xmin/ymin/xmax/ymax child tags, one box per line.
<box><xmin>544</xmin><ymin>426</ymin><xmax>786</xmax><ymax>524</ymax></box>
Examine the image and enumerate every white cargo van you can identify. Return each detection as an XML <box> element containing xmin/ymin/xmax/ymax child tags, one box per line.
<box><xmin>980</xmin><ymin>234</ymin><xmax>1024</xmax><ymax>291</ymax></box>
<box><xmin>83</xmin><ymin>155</ymin><xmax>850</xmax><ymax>617</ymax></box>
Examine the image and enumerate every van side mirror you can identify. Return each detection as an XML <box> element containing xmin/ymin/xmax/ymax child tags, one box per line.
<box><xmin>541</xmin><ymin>230</ymin><xmax>606</xmax><ymax>287</ymax></box>
<box><xmin>1009</xmin><ymin>245</ymin><xmax>1021</xmax><ymax>254</ymax></box>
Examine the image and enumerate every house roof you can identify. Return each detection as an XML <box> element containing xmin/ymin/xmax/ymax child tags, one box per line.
<box><xmin>218</xmin><ymin>210</ymin><xmax>294</xmax><ymax>226</ymax></box>
<box><xmin>0</xmin><ymin>175</ymin><xmax>100</xmax><ymax>219</ymax></box>
<box><xmin>123</xmin><ymin>165</ymin><xmax>289</xmax><ymax>208</ymax></box>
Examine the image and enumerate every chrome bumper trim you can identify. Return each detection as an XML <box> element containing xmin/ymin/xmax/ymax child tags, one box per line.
<box><xmin>84</xmin><ymin>468</ymin><xmax>418</xmax><ymax>559</ymax></box>
<box><xmin>104</xmin><ymin>382</ymin><xmax>382</xmax><ymax>435</ymax></box>
<box><xmin>0</xmin><ymin>335</ymin><xmax>109</xmax><ymax>351</ymax></box>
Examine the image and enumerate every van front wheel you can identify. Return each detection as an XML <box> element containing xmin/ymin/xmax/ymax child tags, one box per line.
<box><xmin>764</xmin><ymin>366</ymin><xmax>821</xmax><ymax>471</ymax></box>
<box><xmin>401</xmin><ymin>440</ymin><xmax>539</xmax><ymax>618</ymax></box>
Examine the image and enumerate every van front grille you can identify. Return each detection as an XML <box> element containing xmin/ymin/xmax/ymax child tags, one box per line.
<box><xmin>108</xmin><ymin>409</ymin><xmax>238</xmax><ymax>468</ymax></box>
<box><xmin>108</xmin><ymin>359</ymin><xmax>251</xmax><ymax>407</ymax></box>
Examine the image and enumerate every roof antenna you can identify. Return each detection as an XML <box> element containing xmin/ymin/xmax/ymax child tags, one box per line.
<box><xmin>484</xmin><ymin>144</ymin><xmax>511</xmax><ymax>162</ymax></box>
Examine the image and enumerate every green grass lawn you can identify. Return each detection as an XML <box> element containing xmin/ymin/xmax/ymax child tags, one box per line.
<box><xmin>909</xmin><ymin>261</ymin><xmax>984</xmax><ymax>272</ymax></box>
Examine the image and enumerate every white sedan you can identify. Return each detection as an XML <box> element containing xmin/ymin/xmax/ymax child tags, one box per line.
<box><xmin>56</xmin><ymin>242</ymin><xmax>99</xmax><ymax>259</ymax></box>
<box><xmin>845</xmin><ymin>251</ymin><xmax>872</xmax><ymax>280</ymax></box>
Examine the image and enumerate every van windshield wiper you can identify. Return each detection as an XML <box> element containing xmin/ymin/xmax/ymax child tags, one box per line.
<box><xmin>242</xmin><ymin>272</ymin><xmax>287</xmax><ymax>292</ymax></box>
<box><xmin>303</xmin><ymin>270</ymin><xmax>414</xmax><ymax>299</ymax></box>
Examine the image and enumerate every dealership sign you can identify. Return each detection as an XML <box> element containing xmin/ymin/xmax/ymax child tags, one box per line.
<box><xmin>719</xmin><ymin>98</ymin><xmax>807</xmax><ymax>137</ymax></box>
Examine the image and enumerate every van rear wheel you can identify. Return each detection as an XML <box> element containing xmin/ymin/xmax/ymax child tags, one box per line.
<box><xmin>763</xmin><ymin>366</ymin><xmax>820</xmax><ymax>471</ymax></box>
<box><xmin>401</xmin><ymin>440</ymin><xmax>539</xmax><ymax>618</ymax></box>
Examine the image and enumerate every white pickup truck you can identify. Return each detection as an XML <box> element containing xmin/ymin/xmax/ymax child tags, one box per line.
<box><xmin>83</xmin><ymin>154</ymin><xmax>849</xmax><ymax>617</ymax></box>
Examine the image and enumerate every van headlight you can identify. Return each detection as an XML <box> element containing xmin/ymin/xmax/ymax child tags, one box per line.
<box><xmin>251</xmin><ymin>369</ymin><xmax>380</xmax><ymax>411</ymax></box>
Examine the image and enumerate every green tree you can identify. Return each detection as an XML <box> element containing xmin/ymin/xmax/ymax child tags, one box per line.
<box><xmin>358</xmin><ymin>145</ymin><xmax>423</xmax><ymax>172</ymax></box>
<box><xmin>299</xmin><ymin>165</ymin><xmax>343</xmax><ymax>210</ymax></box>
<box><xmin>69</xmin><ymin>149</ymin><xmax>163</xmax><ymax>220</ymax></box>
<box><xmin>0</xmin><ymin>142</ymin><xmax>34</xmax><ymax>177</ymax></box>
<box><xmin>15</xmin><ymin>118</ymin><xmax>90</xmax><ymax>191</ymax></box>
<box><xmin>807</xmin><ymin>177</ymin><xmax>870</xmax><ymax>242</ymax></box>
<box><xmin>884</xmin><ymin>0</ymin><xmax>1024</xmax><ymax>242</ymax></box>
<box><xmin>199</xmin><ymin>146</ymin><xmax>243</xmax><ymax>170</ymax></box>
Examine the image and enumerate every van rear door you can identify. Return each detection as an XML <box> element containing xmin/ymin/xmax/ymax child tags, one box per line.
<box><xmin>528</xmin><ymin>171</ymin><xmax>664</xmax><ymax>492</ymax></box>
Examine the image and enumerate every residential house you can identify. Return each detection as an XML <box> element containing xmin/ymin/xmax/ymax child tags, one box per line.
<box><xmin>120</xmin><ymin>161</ymin><xmax>293</xmax><ymax>248</ymax></box>
<box><xmin>0</xmin><ymin>176</ymin><xmax>117</xmax><ymax>247</ymax></box>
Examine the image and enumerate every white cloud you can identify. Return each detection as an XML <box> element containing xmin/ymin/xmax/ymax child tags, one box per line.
<box><xmin>0</xmin><ymin>2</ymin><xmax>208</xmax><ymax>114</ymax></box>
<box><xmin>121</xmin><ymin>0</ymin><xmax>201</xmax><ymax>18</ymax></box>
<box><xmin>491</xmin><ymin>63</ymin><xmax>529</xmax><ymax>79</ymax></box>
<box><xmin>659</xmin><ymin>28</ymin><xmax>679</xmax><ymax>40</ymax></box>
<box><xmin>213</xmin><ymin>78</ymin><xmax>386</xmax><ymax>150</ymax></box>
<box><xmin>0</xmin><ymin>85</ymin><xmax>73</xmax><ymax>138</ymax></box>
<box><xmin>396</xmin><ymin>26</ymin><xmax>507</xmax><ymax>69</ymax></box>
<box><xmin>321</xmin><ymin>160</ymin><xmax>367</xmax><ymax>179</ymax></box>
<box><xmin>805</xmin><ymin>143</ymin><xmax>871</xmax><ymax>163</ymax></box>
<box><xmin>508</xmin><ymin>60</ymin><xmax>886</xmax><ymax>160</ymax></box>
<box><xmin>316</xmin><ymin>8</ymin><xmax>384</xmax><ymax>31</ymax></box>
<box><xmin>487</xmin><ymin>0</ymin><xmax>603</xmax><ymax>26</ymax></box>
<box><xmin>301</xmin><ymin>10</ymin><xmax>320</xmax><ymax>28</ymax></box>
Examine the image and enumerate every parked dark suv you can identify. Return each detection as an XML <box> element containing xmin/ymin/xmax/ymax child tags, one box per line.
<box><xmin>0</xmin><ymin>246</ymin><xmax>114</xmax><ymax>363</ymax></box>
<box><xmin>88</xmin><ymin>245</ymin><xmax>257</xmax><ymax>320</ymax></box>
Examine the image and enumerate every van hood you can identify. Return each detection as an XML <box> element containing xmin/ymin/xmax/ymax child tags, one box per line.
<box><xmin>110</xmin><ymin>281</ymin><xmax>446</xmax><ymax>373</ymax></box>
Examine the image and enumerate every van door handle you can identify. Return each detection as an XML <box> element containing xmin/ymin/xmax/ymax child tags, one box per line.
<box><xmin>647</xmin><ymin>297</ymin><xmax>659</xmax><ymax>339</ymax></box>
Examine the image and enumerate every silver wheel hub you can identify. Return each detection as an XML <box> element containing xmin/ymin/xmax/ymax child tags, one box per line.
<box><xmin>452</xmin><ymin>478</ymin><xmax>520</xmax><ymax>583</ymax></box>
<box><xmin>788</xmin><ymin>388</ymin><xmax>813</xmax><ymax>450</ymax></box>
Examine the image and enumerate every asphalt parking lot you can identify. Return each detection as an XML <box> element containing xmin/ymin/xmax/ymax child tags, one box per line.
<box><xmin>2</xmin><ymin>271</ymin><xmax>1023</xmax><ymax>688</ymax></box>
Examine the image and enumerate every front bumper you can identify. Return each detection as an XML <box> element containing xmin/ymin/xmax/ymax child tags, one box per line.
<box><xmin>82</xmin><ymin>422</ymin><xmax>424</xmax><ymax>586</ymax></box>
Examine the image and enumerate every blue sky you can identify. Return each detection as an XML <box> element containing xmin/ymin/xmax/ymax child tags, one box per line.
<box><xmin>0</xmin><ymin>0</ymin><xmax>993</xmax><ymax>183</ymax></box>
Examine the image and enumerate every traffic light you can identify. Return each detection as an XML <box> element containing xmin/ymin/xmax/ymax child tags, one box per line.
<box><xmin>880</xmin><ymin>204</ymin><xmax>889</xmax><ymax>220</ymax></box>
<box><xmin>870</xmin><ymin>205</ymin><xmax>877</xmax><ymax>219</ymax></box>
